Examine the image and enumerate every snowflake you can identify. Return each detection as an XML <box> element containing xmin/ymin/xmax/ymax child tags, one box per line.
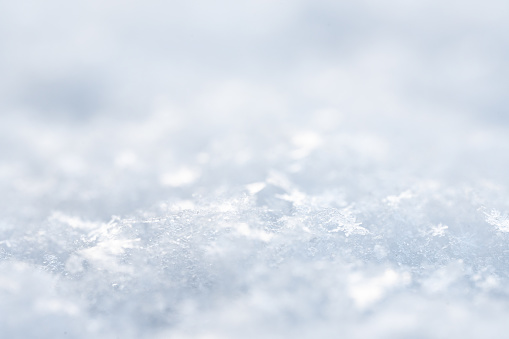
<box><xmin>430</xmin><ymin>223</ymin><xmax>448</xmax><ymax>237</ymax></box>
<box><xmin>484</xmin><ymin>209</ymin><xmax>509</xmax><ymax>232</ymax></box>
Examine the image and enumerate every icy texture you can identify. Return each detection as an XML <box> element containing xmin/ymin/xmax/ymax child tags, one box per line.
<box><xmin>2</xmin><ymin>0</ymin><xmax>509</xmax><ymax>338</ymax></box>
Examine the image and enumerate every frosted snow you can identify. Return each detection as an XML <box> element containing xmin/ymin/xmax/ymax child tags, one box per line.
<box><xmin>2</xmin><ymin>0</ymin><xmax>509</xmax><ymax>338</ymax></box>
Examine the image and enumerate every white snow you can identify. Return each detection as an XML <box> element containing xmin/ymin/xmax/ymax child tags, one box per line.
<box><xmin>2</xmin><ymin>0</ymin><xmax>509</xmax><ymax>338</ymax></box>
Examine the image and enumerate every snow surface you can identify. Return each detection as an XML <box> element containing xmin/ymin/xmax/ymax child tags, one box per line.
<box><xmin>2</xmin><ymin>0</ymin><xmax>509</xmax><ymax>338</ymax></box>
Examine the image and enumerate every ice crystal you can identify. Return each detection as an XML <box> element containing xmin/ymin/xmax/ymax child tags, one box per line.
<box><xmin>484</xmin><ymin>209</ymin><xmax>509</xmax><ymax>233</ymax></box>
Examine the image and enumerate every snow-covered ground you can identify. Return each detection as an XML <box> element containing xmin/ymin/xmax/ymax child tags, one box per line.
<box><xmin>1</xmin><ymin>1</ymin><xmax>509</xmax><ymax>338</ymax></box>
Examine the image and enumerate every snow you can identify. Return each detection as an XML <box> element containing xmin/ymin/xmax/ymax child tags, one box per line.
<box><xmin>1</xmin><ymin>0</ymin><xmax>509</xmax><ymax>338</ymax></box>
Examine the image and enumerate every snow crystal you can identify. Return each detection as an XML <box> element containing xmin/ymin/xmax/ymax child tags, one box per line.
<box><xmin>430</xmin><ymin>223</ymin><xmax>448</xmax><ymax>237</ymax></box>
<box><xmin>484</xmin><ymin>209</ymin><xmax>509</xmax><ymax>233</ymax></box>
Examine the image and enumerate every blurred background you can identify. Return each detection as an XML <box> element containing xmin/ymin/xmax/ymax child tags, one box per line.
<box><xmin>1</xmin><ymin>0</ymin><xmax>509</xmax><ymax>222</ymax></box>
<box><xmin>1</xmin><ymin>0</ymin><xmax>508</xmax><ymax>121</ymax></box>
<box><xmin>2</xmin><ymin>0</ymin><xmax>508</xmax><ymax>222</ymax></box>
